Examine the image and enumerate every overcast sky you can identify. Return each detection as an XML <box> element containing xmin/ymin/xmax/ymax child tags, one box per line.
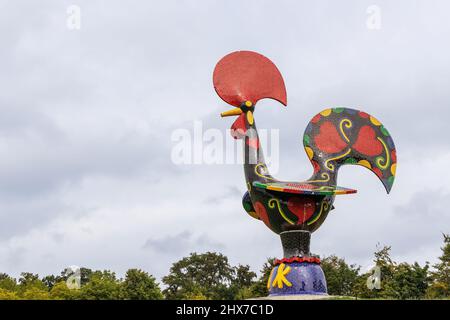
<box><xmin>1</xmin><ymin>0</ymin><xmax>449</xmax><ymax>281</ymax></box>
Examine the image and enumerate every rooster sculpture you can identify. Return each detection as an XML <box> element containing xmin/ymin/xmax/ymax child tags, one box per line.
<box><xmin>213</xmin><ymin>51</ymin><xmax>397</xmax><ymax>296</ymax></box>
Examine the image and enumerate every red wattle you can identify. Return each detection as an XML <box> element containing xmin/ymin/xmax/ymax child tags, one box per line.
<box><xmin>230</xmin><ymin>113</ymin><xmax>247</xmax><ymax>139</ymax></box>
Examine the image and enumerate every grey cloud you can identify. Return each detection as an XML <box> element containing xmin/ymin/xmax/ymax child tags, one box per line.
<box><xmin>386</xmin><ymin>190</ymin><xmax>450</xmax><ymax>255</ymax></box>
<box><xmin>0</xmin><ymin>194</ymin><xmax>69</xmax><ymax>240</ymax></box>
<box><xmin>203</xmin><ymin>185</ymin><xmax>242</xmax><ymax>205</ymax></box>
<box><xmin>395</xmin><ymin>189</ymin><xmax>450</xmax><ymax>219</ymax></box>
<box><xmin>143</xmin><ymin>230</ymin><xmax>225</xmax><ymax>255</ymax></box>
<box><xmin>4</xmin><ymin>246</ymin><xmax>27</xmax><ymax>270</ymax></box>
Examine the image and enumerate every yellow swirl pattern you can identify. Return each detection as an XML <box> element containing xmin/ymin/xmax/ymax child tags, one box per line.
<box><xmin>325</xmin><ymin>148</ymin><xmax>351</xmax><ymax>171</ymax></box>
<box><xmin>268</xmin><ymin>198</ymin><xmax>295</xmax><ymax>225</ymax></box>
<box><xmin>307</xmin><ymin>201</ymin><xmax>329</xmax><ymax>226</ymax></box>
<box><xmin>254</xmin><ymin>163</ymin><xmax>276</xmax><ymax>181</ymax></box>
<box><xmin>375</xmin><ymin>137</ymin><xmax>390</xmax><ymax>170</ymax></box>
<box><xmin>339</xmin><ymin>119</ymin><xmax>352</xmax><ymax>143</ymax></box>
<box><xmin>314</xmin><ymin>186</ymin><xmax>334</xmax><ymax>191</ymax></box>
<box><xmin>307</xmin><ymin>172</ymin><xmax>330</xmax><ymax>183</ymax></box>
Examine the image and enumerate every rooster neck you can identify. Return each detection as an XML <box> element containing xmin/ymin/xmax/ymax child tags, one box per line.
<box><xmin>242</xmin><ymin>121</ymin><xmax>276</xmax><ymax>186</ymax></box>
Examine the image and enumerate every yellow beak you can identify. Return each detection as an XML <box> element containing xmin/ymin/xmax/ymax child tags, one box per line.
<box><xmin>220</xmin><ymin>108</ymin><xmax>242</xmax><ymax>117</ymax></box>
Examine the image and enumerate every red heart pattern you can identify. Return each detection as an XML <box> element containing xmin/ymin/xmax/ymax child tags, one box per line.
<box><xmin>314</xmin><ymin>121</ymin><xmax>347</xmax><ymax>154</ymax></box>
<box><xmin>254</xmin><ymin>201</ymin><xmax>270</xmax><ymax>229</ymax></box>
<box><xmin>287</xmin><ymin>197</ymin><xmax>316</xmax><ymax>224</ymax></box>
<box><xmin>352</xmin><ymin>125</ymin><xmax>383</xmax><ymax>156</ymax></box>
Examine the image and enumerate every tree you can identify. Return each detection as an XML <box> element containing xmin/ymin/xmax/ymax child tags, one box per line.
<box><xmin>49</xmin><ymin>281</ymin><xmax>81</xmax><ymax>300</ymax></box>
<box><xmin>42</xmin><ymin>275</ymin><xmax>62</xmax><ymax>290</ymax></box>
<box><xmin>22</xmin><ymin>287</ymin><xmax>50</xmax><ymax>300</ymax></box>
<box><xmin>0</xmin><ymin>288</ymin><xmax>19</xmax><ymax>300</ymax></box>
<box><xmin>352</xmin><ymin>245</ymin><xmax>396</xmax><ymax>299</ymax></box>
<box><xmin>18</xmin><ymin>272</ymin><xmax>47</xmax><ymax>295</ymax></box>
<box><xmin>427</xmin><ymin>234</ymin><xmax>450</xmax><ymax>298</ymax></box>
<box><xmin>389</xmin><ymin>262</ymin><xmax>429</xmax><ymax>299</ymax></box>
<box><xmin>162</xmin><ymin>252</ymin><xmax>235</xmax><ymax>300</ymax></box>
<box><xmin>227</xmin><ymin>264</ymin><xmax>257</xmax><ymax>299</ymax></box>
<box><xmin>0</xmin><ymin>273</ymin><xmax>17</xmax><ymax>292</ymax></box>
<box><xmin>79</xmin><ymin>270</ymin><xmax>121</xmax><ymax>300</ymax></box>
<box><xmin>234</xmin><ymin>286</ymin><xmax>255</xmax><ymax>300</ymax></box>
<box><xmin>58</xmin><ymin>267</ymin><xmax>93</xmax><ymax>286</ymax></box>
<box><xmin>247</xmin><ymin>258</ymin><xmax>275</xmax><ymax>298</ymax></box>
<box><xmin>233</xmin><ymin>265</ymin><xmax>257</xmax><ymax>288</ymax></box>
<box><xmin>353</xmin><ymin>245</ymin><xmax>430</xmax><ymax>299</ymax></box>
<box><xmin>321</xmin><ymin>255</ymin><xmax>360</xmax><ymax>296</ymax></box>
<box><xmin>120</xmin><ymin>269</ymin><xmax>163</xmax><ymax>300</ymax></box>
<box><xmin>372</xmin><ymin>245</ymin><xmax>397</xmax><ymax>298</ymax></box>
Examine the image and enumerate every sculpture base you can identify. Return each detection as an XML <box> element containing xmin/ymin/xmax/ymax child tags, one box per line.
<box><xmin>267</xmin><ymin>230</ymin><xmax>327</xmax><ymax>296</ymax></box>
<box><xmin>268</xmin><ymin>261</ymin><xmax>327</xmax><ymax>296</ymax></box>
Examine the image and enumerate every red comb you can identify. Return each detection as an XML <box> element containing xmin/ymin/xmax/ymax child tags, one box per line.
<box><xmin>213</xmin><ymin>51</ymin><xmax>287</xmax><ymax>107</ymax></box>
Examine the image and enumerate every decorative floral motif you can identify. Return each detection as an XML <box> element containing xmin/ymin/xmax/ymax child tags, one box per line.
<box><xmin>274</xmin><ymin>256</ymin><xmax>321</xmax><ymax>265</ymax></box>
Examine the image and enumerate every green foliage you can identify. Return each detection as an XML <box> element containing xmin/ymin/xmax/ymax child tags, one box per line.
<box><xmin>49</xmin><ymin>281</ymin><xmax>81</xmax><ymax>300</ymax></box>
<box><xmin>162</xmin><ymin>252</ymin><xmax>260</xmax><ymax>300</ymax></box>
<box><xmin>427</xmin><ymin>234</ymin><xmax>450</xmax><ymax>298</ymax></box>
<box><xmin>78</xmin><ymin>270</ymin><xmax>121</xmax><ymax>300</ymax></box>
<box><xmin>227</xmin><ymin>264</ymin><xmax>257</xmax><ymax>299</ymax></box>
<box><xmin>0</xmin><ymin>288</ymin><xmax>19</xmax><ymax>300</ymax></box>
<box><xmin>42</xmin><ymin>275</ymin><xmax>60</xmax><ymax>290</ymax></box>
<box><xmin>321</xmin><ymin>255</ymin><xmax>360</xmax><ymax>296</ymax></box>
<box><xmin>388</xmin><ymin>262</ymin><xmax>430</xmax><ymax>299</ymax></box>
<box><xmin>120</xmin><ymin>269</ymin><xmax>163</xmax><ymax>300</ymax></box>
<box><xmin>162</xmin><ymin>252</ymin><xmax>236</xmax><ymax>300</ymax></box>
<box><xmin>247</xmin><ymin>258</ymin><xmax>274</xmax><ymax>298</ymax></box>
<box><xmin>352</xmin><ymin>245</ymin><xmax>431</xmax><ymax>299</ymax></box>
<box><xmin>18</xmin><ymin>272</ymin><xmax>47</xmax><ymax>295</ymax></box>
<box><xmin>234</xmin><ymin>286</ymin><xmax>255</xmax><ymax>300</ymax></box>
<box><xmin>0</xmin><ymin>267</ymin><xmax>163</xmax><ymax>300</ymax></box>
<box><xmin>0</xmin><ymin>235</ymin><xmax>448</xmax><ymax>300</ymax></box>
<box><xmin>426</xmin><ymin>282</ymin><xmax>449</xmax><ymax>299</ymax></box>
<box><xmin>22</xmin><ymin>287</ymin><xmax>50</xmax><ymax>300</ymax></box>
<box><xmin>0</xmin><ymin>273</ymin><xmax>17</xmax><ymax>291</ymax></box>
<box><xmin>233</xmin><ymin>264</ymin><xmax>257</xmax><ymax>288</ymax></box>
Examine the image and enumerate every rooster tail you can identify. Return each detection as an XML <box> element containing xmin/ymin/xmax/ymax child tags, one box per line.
<box><xmin>303</xmin><ymin>108</ymin><xmax>397</xmax><ymax>193</ymax></box>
